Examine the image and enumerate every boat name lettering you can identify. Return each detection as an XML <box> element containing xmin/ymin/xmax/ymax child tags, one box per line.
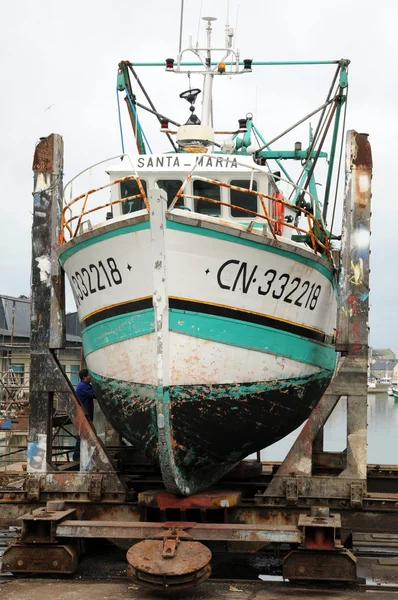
<box><xmin>136</xmin><ymin>156</ymin><xmax>238</xmax><ymax>169</ymax></box>
<box><xmin>216</xmin><ymin>260</ymin><xmax>321</xmax><ymax>310</ymax></box>
<box><xmin>70</xmin><ymin>257</ymin><xmax>122</xmax><ymax>306</ymax></box>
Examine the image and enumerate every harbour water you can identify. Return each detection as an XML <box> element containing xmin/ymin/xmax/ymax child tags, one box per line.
<box><xmin>262</xmin><ymin>393</ymin><xmax>397</xmax><ymax>464</ymax></box>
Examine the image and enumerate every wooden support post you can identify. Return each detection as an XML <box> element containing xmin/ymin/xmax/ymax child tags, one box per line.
<box><xmin>27</xmin><ymin>134</ymin><xmax>126</xmax><ymax>499</ymax></box>
<box><xmin>263</xmin><ymin>131</ymin><xmax>372</xmax><ymax>504</ymax></box>
<box><xmin>28</xmin><ymin>134</ymin><xmax>65</xmax><ymax>473</ymax></box>
<box><xmin>337</xmin><ymin>131</ymin><xmax>372</xmax><ymax>481</ymax></box>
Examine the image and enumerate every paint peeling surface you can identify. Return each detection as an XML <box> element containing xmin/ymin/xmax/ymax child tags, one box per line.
<box><xmin>91</xmin><ymin>368</ymin><xmax>332</xmax><ymax>493</ymax></box>
<box><xmin>58</xmin><ymin>194</ymin><xmax>338</xmax><ymax>495</ymax></box>
<box><xmin>26</xmin><ymin>434</ymin><xmax>48</xmax><ymax>473</ymax></box>
<box><xmin>35</xmin><ymin>255</ymin><xmax>51</xmax><ymax>285</ymax></box>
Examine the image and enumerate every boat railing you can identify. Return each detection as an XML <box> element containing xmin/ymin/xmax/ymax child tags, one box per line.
<box><xmin>60</xmin><ymin>154</ymin><xmax>331</xmax><ymax>259</ymax></box>
<box><xmin>61</xmin><ymin>153</ymin><xmax>148</xmax><ymax>244</ymax></box>
<box><xmin>61</xmin><ymin>173</ymin><xmax>148</xmax><ymax>244</ymax></box>
<box><xmin>173</xmin><ymin>174</ymin><xmax>331</xmax><ymax>258</ymax></box>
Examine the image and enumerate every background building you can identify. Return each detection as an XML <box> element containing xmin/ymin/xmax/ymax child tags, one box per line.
<box><xmin>0</xmin><ymin>294</ymin><xmax>82</xmax><ymax>411</ymax></box>
<box><xmin>369</xmin><ymin>348</ymin><xmax>398</xmax><ymax>382</ymax></box>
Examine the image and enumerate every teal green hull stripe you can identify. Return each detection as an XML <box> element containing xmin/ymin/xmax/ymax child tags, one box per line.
<box><xmin>82</xmin><ymin>308</ymin><xmax>154</xmax><ymax>355</ymax></box>
<box><xmin>59</xmin><ymin>220</ymin><xmax>150</xmax><ymax>265</ymax></box>
<box><xmin>167</xmin><ymin>221</ymin><xmax>333</xmax><ymax>281</ymax></box>
<box><xmin>81</xmin><ymin>304</ymin><xmax>335</xmax><ymax>371</ymax></box>
<box><xmin>169</xmin><ymin>308</ymin><xmax>336</xmax><ymax>371</ymax></box>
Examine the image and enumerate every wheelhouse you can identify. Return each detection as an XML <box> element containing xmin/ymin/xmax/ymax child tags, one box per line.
<box><xmin>106</xmin><ymin>153</ymin><xmax>298</xmax><ymax>235</ymax></box>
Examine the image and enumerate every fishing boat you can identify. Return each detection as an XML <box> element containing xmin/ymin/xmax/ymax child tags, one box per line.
<box><xmin>57</xmin><ymin>16</ymin><xmax>345</xmax><ymax>495</ymax></box>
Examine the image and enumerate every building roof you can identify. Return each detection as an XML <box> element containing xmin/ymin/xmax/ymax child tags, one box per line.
<box><xmin>0</xmin><ymin>295</ymin><xmax>30</xmax><ymax>338</ymax></box>
<box><xmin>0</xmin><ymin>295</ymin><xmax>81</xmax><ymax>344</ymax></box>
<box><xmin>370</xmin><ymin>358</ymin><xmax>398</xmax><ymax>372</ymax></box>
<box><xmin>372</xmin><ymin>348</ymin><xmax>396</xmax><ymax>358</ymax></box>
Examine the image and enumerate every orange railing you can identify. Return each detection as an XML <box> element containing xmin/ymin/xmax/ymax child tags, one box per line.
<box><xmin>60</xmin><ymin>155</ymin><xmax>331</xmax><ymax>259</ymax></box>
<box><xmin>61</xmin><ymin>174</ymin><xmax>148</xmax><ymax>244</ymax></box>
<box><xmin>170</xmin><ymin>174</ymin><xmax>331</xmax><ymax>258</ymax></box>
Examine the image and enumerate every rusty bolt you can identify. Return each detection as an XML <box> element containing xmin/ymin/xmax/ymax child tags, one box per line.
<box><xmin>17</xmin><ymin>560</ymin><xmax>23</xmax><ymax>566</ymax></box>
<box><xmin>53</xmin><ymin>560</ymin><xmax>59</xmax><ymax>567</ymax></box>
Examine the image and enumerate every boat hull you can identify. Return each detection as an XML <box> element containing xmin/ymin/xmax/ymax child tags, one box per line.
<box><xmin>58</xmin><ymin>198</ymin><xmax>338</xmax><ymax>495</ymax></box>
<box><xmin>91</xmin><ymin>368</ymin><xmax>333</xmax><ymax>494</ymax></box>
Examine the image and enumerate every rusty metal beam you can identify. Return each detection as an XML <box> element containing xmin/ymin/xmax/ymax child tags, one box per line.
<box><xmin>56</xmin><ymin>520</ymin><xmax>301</xmax><ymax>543</ymax></box>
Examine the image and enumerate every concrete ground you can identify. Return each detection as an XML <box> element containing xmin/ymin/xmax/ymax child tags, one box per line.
<box><xmin>1</xmin><ymin>579</ymin><xmax>398</xmax><ymax>600</ymax></box>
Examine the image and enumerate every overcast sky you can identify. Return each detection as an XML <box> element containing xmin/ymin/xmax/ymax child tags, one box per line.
<box><xmin>0</xmin><ymin>0</ymin><xmax>396</xmax><ymax>350</ymax></box>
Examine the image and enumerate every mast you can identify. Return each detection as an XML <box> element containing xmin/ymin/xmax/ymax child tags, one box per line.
<box><xmin>201</xmin><ymin>17</ymin><xmax>217</xmax><ymax>127</ymax></box>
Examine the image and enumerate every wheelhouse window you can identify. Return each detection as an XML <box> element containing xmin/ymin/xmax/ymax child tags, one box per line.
<box><xmin>230</xmin><ymin>180</ymin><xmax>258</xmax><ymax>218</ymax></box>
<box><xmin>120</xmin><ymin>179</ymin><xmax>147</xmax><ymax>214</ymax></box>
<box><xmin>157</xmin><ymin>180</ymin><xmax>183</xmax><ymax>207</ymax></box>
<box><xmin>193</xmin><ymin>180</ymin><xmax>221</xmax><ymax>216</ymax></box>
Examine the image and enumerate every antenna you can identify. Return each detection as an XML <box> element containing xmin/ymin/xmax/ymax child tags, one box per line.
<box><xmin>196</xmin><ymin>0</ymin><xmax>203</xmax><ymax>47</ymax></box>
<box><xmin>178</xmin><ymin>0</ymin><xmax>184</xmax><ymax>54</ymax></box>
<box><xmin>202</xmin><ymin>16</ymin><xmax>217</xmax><ymax>67</ymax></box>
<box><xmin>233</xmin><ymin>5</ymin><xmax>240</xmax><ymax>49</ymax></box>
<box><xmin>225</xmin><ymin>0</ymin><xmax>234</xmax><ymax>48</ymax></box>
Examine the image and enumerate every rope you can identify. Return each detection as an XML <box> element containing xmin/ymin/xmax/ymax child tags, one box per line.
<box><xmin>116</xmin><ymin>88</ymin><xmax>125</xmax><ymax>154</ymax></box>
<box><xmin>125</xmin><ymin>88</ymin><xmax>153</xmax><ymax>154</ymax></box>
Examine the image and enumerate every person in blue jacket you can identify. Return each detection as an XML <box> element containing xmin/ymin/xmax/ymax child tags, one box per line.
<box><xmin>73</xmin><ymin>368</ymin><xmax>95</xmax><ymax>461</ymax></box>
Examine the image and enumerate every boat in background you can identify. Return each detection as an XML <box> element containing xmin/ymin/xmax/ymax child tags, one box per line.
<box><xmin>57</xmin><ymin>16</ymin><xmax>346</xmax><ymax>495</ymax></box>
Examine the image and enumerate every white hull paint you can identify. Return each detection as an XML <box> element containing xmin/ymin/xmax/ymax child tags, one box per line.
<box><xmin>85</xmin><ymin>331</ymin><xmax>320</xmax><ymax>387</ymax></box>
<box><xmin>62</xmin><ymin>212</ymin><xmax>337</xmax><ymax>344</ymax></box>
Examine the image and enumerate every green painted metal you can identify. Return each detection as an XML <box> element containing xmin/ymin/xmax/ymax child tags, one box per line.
<box><xmin>167</xmin><ymin>220</ymin><xmax>334</xmax><ymax>280</ymax></box>
<box><xmin>339</xmin><ymin>62</ymin><xmax>348</xmax><ymax>88</ymax></box>
<box><xmin>251</xmin><ymin>124</ymin><xmax>294</xmax><ymax>184</ymax></box>
<box><xmin>259</xmin><ymin>149</ymin><xmax>327</xmax><ymax>160</ymax></box>
<box><xmin>117</xmin><ymin>71</ymin><xmax>125</xmax><ymax>91</ymax></box>
<box><xmin>81</xmin><ymin>308</ymin><xmax>155</xmax><ymax>355</ymax></box>
<box><xmin>120</xmin><ymin>63</ymin><xmax>147</xmax><ymax>155</ymax></box>
<box><xmin>169</xmin><ymin>309</ymin><xmax>337</xmax><ymax>371</ymax></box>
